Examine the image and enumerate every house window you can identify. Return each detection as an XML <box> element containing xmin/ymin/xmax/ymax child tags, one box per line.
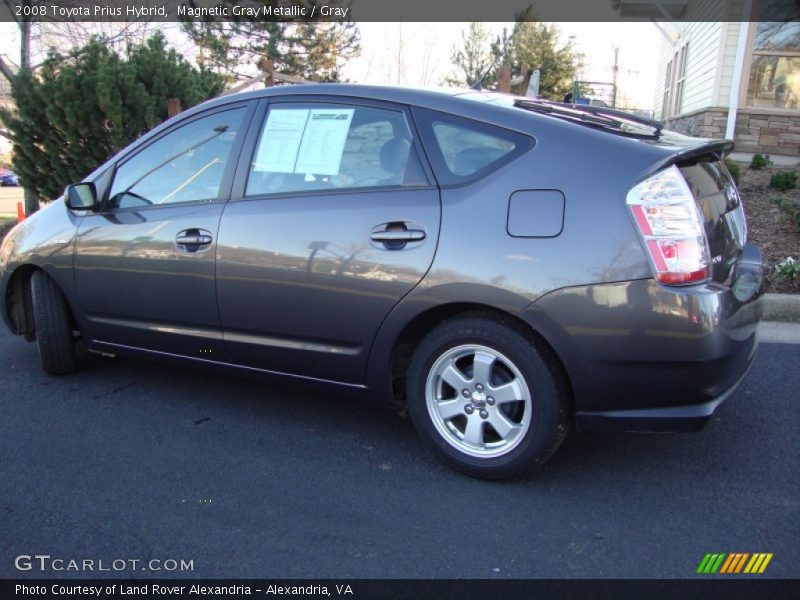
<box><xmin>661</xmin><ymin>42</ymin><xmax>688</xmax><ymax>119</ymax></box>
<box><xmin>662</xmin><ymin>57</ymin><xmax>673</xmax><ymax>119</ymax></box>
<box><xmin>745</xmin><ymin>4</ymin><xmax>800</xmax><ymax>111</ymax></box>
<box><xmin>673</xmin><ymin>44</ymin><xmax>689</xmax><ymax>115</ymax></box>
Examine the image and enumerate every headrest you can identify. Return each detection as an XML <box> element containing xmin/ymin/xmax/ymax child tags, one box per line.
<box><xmin>379</xmin><ymin>138</ymin><xmax>412</xmax><ymax>174</ymax></box>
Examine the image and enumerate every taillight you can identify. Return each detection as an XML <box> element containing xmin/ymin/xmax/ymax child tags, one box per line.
<box><xmin>626</xmin><ymin>165</ymin><xmax>710</xmax><ymax>285</ymax></box>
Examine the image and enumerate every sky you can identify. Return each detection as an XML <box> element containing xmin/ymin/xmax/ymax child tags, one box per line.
<box><xmin>0</xmin><ymin>21</ymin><xmax>663</xmax><ymax>110</ymax></box>
<box><xmin>343</xmin><ymin>22</ymin><xmax>662</xmax><ymax>109</ymax></box>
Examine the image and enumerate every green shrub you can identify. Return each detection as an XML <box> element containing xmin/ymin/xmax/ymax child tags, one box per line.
<box><xmin>749</xmin><ymin>153</ymin><xmax>771</xmax><ymax>170</ymax></box>
<box><xmin>724</xmin><ymin>158</ymin><xmax>741</xmax><ymax>184</ymax></box>
<box><xmin>769</xmin><ymin>171</ymin><xmax>798</xmax><ymax>191</ymax></box>
<box><xmin>772</xmin><ymin>196</ymin><xmax>800</xmax><ymax>232</ymax></box>
<box><xmin>0</xmin><ymin>33</ymin><xmax>226</xmax><ymax>203</ymax></box>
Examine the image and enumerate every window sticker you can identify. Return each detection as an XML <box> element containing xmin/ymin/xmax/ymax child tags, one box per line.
<box><xmin>294</xmin><ymin>109</ymin><xmax>355</xmax><ymax>175</ymax></box>
<box><xmin>252</xmin><ymin>109</ymin><xmax>310</xmax><ymax>173</ymax></box>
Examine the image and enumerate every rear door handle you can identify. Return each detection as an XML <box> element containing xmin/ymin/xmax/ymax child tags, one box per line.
<box><xmin>369</xmin><ymin>229</ymin><xmax>426</xmax><ymax>243</ymax></box>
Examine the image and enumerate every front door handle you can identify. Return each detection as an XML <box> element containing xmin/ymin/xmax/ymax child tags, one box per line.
<box><xmin>176</xmin><ymin>234</ymin><xmax>212</xmax><ymax>245</ymax></box>
<box><xmin>370</xmin><ymin>229</ymin><xmax>426</xmax><ymax>243</ymax></box>
<box><xmin>175</xmin><ymin>229</ymin><xmax>213</xmax><ymax>253</ymax></box>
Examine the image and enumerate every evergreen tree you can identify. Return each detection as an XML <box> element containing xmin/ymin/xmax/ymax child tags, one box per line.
<box><xmin>181</xmin><ymin>2</ymin><xmax>359</xmax><ymax>81</ymax></box>
<box><xmin>1</xmin><ymin>0</ymin><xmax>38</xmax><ymax>214</ymax></box>
<box><xmin>0</xmin><ymin>33</ymin><xmax>225</xmax><ymax>202</ymax></box>
<box><xmin>489</xmin><ymin>27</ymin><xmax>514</xmax><ymax>84</ymax></box>
<box><xmin>500</xmin><ymin>19</ymin><xmax>583</xmax><ymax>101</ymax></box>
<box><xmin>448</xmin><ymin>13</ymin><xmax>582</xmax><ymax>100</ymax></box>
<box><xmin>446</xmin><ymin>23</ymin><xmax>492</xmax><ymax>87</ymax></box>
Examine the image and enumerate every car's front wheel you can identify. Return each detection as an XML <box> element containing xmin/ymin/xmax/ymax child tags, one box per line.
<box><xmin>407</xmin><ymin>313</ymin><xmax>570</xmax><ymax>479</ymax></box>
<box><xmin>30</xmin><ymin>271</ymin><xmax>78</xmax><ymax>375</ymax></box>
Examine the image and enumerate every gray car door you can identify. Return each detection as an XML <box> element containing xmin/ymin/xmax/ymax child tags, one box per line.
<box><xmin>215</xmin><ymin>98</ymin><xmax>440</xmax><ymax>384</ymax></box>
<box><xmin>74</xmin><ymin>103</ymin><xmax>253</xmax><ymax>359</ymax></box>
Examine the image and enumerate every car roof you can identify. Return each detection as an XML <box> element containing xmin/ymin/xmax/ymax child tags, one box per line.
<box><xmin>196</xmin><ymin>84</ymin><xmax>688</xmax><ymax>152</ymax></box>
<box><xmin>198</xmin><ymin>84</ymin><xmax>676</xmax><ymax>142</ymax></box>
<box><xmin>84</xmin><ymin>84</ymin><xmax>679</xmax><ymax>183</ymax></box>
<box><xmin>88</xmin><ymin>84</ymin><xmax>548</xmax><ymax>171</ymax></box>
<box><xmin>209</xmin><ymin>83</ymin><xmax>487</xmax><ymax>105</ymax></box>
<box><xmin>193</xmin><ymin>84</ymin><xmax>536</xmax><ymax>131</ymax></box>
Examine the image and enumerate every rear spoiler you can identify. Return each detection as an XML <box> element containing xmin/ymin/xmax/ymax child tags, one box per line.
<box><xmin>639</xmin><ymin>138</ymin><xmax>736</xmax><ymax>186</ymax></box>
<box><xmin>665</xmin><ymin>139</ymin><xmax>735</xmax><ymax>167</ymax></box>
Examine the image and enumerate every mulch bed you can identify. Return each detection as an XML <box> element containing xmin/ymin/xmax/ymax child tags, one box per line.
<box><xmin>737</xmin><ymin>165</ymin><xmax>800</xmax><ymax>294</ymax></box>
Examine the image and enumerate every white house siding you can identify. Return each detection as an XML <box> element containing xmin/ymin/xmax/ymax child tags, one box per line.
<box><xmin>680</xmin><ymin>21</ymin><xmax>723</xmax><ymax>113</ymax></box>
<box><xmin>654</xmin><ymin>0</ymin><xmax>752</xmax><ymax>117</ymax></box>
<box><xmin>651</xmin><ymin>0</ymin><xmax>799</xmax><ymax>155</ymax></box>
<box><xmin>715</xmin><ymin>0</ymin><xmax>747</xmax><ymax>105</ymax></box>
<box><xmin>654</xmin><ymin>39</ymin><xmax>670</xmax><ymax>117</ymax></box>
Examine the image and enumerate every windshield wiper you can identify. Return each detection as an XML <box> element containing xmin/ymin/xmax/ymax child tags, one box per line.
<box><xmin>513</xmin><ymin>99</ymin><xmax>663</xmax><ymax>139</ymax></box>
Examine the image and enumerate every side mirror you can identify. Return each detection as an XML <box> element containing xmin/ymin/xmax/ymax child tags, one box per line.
<box><xmin>65</xmin><ymin>183</ymin><xmax>98</xmax><ymax>211</ymax></box>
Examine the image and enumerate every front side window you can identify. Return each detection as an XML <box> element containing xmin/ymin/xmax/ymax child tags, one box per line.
<box><xmin>245</xmin><ymin>103</ymin><xmax>428</xmax><ymax>196</ymax></box>
<box><xmin>108</xmin><ymin>108</ymin><xmax>246</xmax><ymax>209</ymax></box>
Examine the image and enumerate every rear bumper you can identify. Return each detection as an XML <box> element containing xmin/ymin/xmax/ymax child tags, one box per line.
<box><xmin>521</xmin><ymin>243</ymin><xmax>764</xmax><ymax>433</ymax></box>
<box><xmin>574</xmin><ymin>350</ymin><xmax>755</xmax><ymax>432</ymax></box>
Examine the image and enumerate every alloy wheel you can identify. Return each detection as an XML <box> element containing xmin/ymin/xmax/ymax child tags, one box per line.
<box><xmin>425</xmin><ymin>344</ymin><xmax>532</xmax><ymax>458</ymax></box>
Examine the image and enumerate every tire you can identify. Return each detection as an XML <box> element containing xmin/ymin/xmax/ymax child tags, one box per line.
<box><xmin>30</xmin><ymin>271</ymin><xmax>78</xmax><ymax>375</ymax></box>
<box><xmin>406</xmin><ymin>312</ymin><xmax>570</xmax><ymax>479</ymax></box>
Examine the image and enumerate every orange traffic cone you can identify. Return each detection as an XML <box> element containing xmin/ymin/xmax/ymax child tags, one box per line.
<box><xmin>16</xmin><ymin>201</ymin><xmax>24</xmax><ymax>223</ymax></box>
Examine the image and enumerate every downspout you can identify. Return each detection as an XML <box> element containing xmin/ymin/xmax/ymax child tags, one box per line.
<box><xmin>725</xmin><ymin>0</ymin><xmax>753</xmax><ymax>140</ymax></box>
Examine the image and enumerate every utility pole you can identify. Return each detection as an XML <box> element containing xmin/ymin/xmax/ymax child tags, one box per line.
<box><xmin>612</xmin><ymin>46</ymin><xmax>619</xmax><ymax>108</ymax></box>
<box><xmin>396</xmin><ymin>24</ymin><xmax>405</xmax><ymax>85</ymax></box>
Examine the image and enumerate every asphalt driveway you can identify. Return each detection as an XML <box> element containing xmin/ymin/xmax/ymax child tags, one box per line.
<box><xmin>1</xmin><ymin>329</ymin><xmax>798</xmax><ymax>579</ymax></box>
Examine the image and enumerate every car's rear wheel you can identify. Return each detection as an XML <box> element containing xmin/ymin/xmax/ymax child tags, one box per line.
<box><xmin>30</xmin><ymin>271</ymin><xmax>78</xmax><ymax>375</ymax></box>
<box><xmin>406</xmin><ymin>313</ymin><xmax>570</xmax><ymax>479</ymax></box>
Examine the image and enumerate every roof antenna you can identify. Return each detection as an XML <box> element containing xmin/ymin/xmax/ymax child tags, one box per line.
<box><xmin>469</xmin><ymin>27</ymin><xmax>515</xmax><ymax>91</ymax></box>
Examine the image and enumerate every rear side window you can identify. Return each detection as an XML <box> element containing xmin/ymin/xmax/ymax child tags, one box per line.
<box><xmin>414</xmin><ymin>108</ymin><xmax>533</xmax><ymax>186</ymax></box>
<box><xmin>245</xmin><ymin>103</ymin><xmax>428</xmax><ymax>196</ymax></box>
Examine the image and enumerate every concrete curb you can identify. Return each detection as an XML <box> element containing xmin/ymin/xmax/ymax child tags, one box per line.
<box><xmin>760</xmin><ymin>321</ymin><xmax>800</xmax><ymax>344</ymax></box>
<box><xmin>764</xmin><ymin>293</ymin><xmax>800</xmax><ymax>322</ymax></box>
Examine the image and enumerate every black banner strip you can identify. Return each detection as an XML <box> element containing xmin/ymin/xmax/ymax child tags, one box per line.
<box><xmin>1</xmin><ymin>0</ymin><xmax>798</xmax><ymax>23</ymax></box>
<box><xmin>3</xmin><ymin>579</ymin><xmax>800</xmax><ymax>600</ymax></box>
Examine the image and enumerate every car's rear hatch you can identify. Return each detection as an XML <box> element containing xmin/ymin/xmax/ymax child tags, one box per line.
<box><xmin>510</xmin><ymin>99</ymin><xmax>749</xmax><ymax>286</ymax></box>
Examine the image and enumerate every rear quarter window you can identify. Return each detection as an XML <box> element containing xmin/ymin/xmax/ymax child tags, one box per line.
<box><xmin>414</xmin><ymin>108</ymin><xmax>533</xmax><ymax>186</ymax></box>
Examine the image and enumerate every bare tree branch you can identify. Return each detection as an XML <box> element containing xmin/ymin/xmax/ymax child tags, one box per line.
<box><xmin>0</xmin><ymin>56</ymin><xmax>17</xmax><ymax>84</ymax></box>
<box><xmin>31</xmin><ymin>21</ymin><xmax>156</xmax><ymax>70</ymax></box>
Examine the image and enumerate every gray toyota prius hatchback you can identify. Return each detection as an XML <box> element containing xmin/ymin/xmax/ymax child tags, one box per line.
<box><xmin>0</xmin><ymin>85</ymin><xmax>763</xmax><ymax>478</ymax></box>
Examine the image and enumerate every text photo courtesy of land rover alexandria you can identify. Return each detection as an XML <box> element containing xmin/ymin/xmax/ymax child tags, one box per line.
<box><xmin>0</xmin><ymin>85</ymin><xmax>763</xmax><ymax>479</ymax></box>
